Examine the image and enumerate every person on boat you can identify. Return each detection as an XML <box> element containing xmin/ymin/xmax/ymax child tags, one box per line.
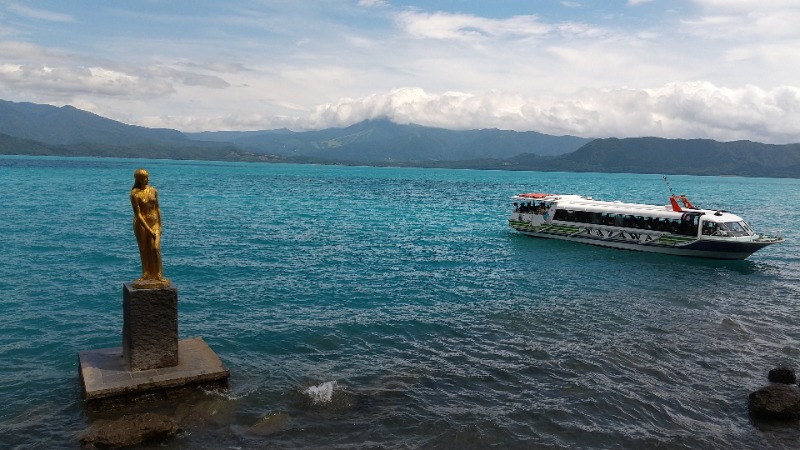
<box><xmin>130</xmin><ymin>168</ymin><xmax>169</xmax><ymax>288</ymax></box>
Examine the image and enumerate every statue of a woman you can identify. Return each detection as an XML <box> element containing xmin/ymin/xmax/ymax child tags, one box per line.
<box><xmin>130</xmin><ymin>169</ymin><xmax>169</xmax><ymax>288</ymax></box>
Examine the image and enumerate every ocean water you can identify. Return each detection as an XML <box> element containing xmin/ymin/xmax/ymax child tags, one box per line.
<box><xmin>1</xmin><ymin>155</ymin><xmax>800</xmax><ymax>449</ymax></box>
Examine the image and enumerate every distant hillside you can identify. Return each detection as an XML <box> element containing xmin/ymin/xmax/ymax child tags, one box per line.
<box><xmin>186</xmin><ymin>119</ymin><xmax>592</xmax><ymax>161</ymax></box>
<box><xmin>0</xmin><ymin>99</ymin><xmax>185</xmax><ymax>146</ymax></box>
<box><xmin>0</xmin><ymin>99</ymin><xmax>285</xmax><ymax>161</ymax></box>
<box><xmin>557</xmin><ymin>138</ymin><xmax>800</xmax><ymax>177</ymax></box>
<box><xmin>0</xmin><ymin>132</ymin><xmax>54</xmax><ymax>154</ymax></box>
<box><xmin>421</xmin><ymin>137</ymin><xmax>800</xmax><ymax>178</ymax></box>
<box><xmin>0</xmin><ymin>132</ymin><xmax>283</xmax><ymax>162</ymax></box>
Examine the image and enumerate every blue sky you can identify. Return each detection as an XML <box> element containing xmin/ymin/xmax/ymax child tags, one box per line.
<box><xmin>1</xmin><ymin>0</ymin><xmax>799</xmax><ymax>144</ymax></box>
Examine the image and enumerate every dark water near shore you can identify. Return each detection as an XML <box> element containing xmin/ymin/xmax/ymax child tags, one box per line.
<box><xmin>2</xmin><ymin>155</ymin><xmax>800</xmax><ymax>449</ymax></box>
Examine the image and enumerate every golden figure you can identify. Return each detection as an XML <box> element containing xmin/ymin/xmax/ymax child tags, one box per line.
<box><xmin>130</xmin><ymin>169</ymin><xmax>169</xmax><ymax>288</ymax></box>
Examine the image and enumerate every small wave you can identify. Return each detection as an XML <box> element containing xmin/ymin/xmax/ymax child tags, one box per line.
<box><xmin>202</xmin><ymin>384</ymin><xmax>257</xmax><ymax>401</ymax></box>
<box><xmin>721</xmin><ymin>317</ymin><xmax>750</xmax><ymax>336</ymax></box>
<box><xmin>304</xmin><ymin>381</ymin><xmax>338</xmax><ymax>404</ymax></box>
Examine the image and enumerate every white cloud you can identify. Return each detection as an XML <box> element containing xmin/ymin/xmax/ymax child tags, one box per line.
<box><xmin>685</xmin><ymin>0</ymin><xmax>800</xmax><ymax>40</ymax></box>
<box><xmin>182</xmin><ymin>61</ymin><xmax>250</xmax><ymax>74</ymax></box>
<box><xmin>0</xmin><ymin>40</ymin><xmax>237</xmax><ymax>100</ymax></box>
<box><xmin>396</xmin><ymin>11</ymin><xmax>550</xmax><ymax>41</ymax></box>
<box><xmin>0</xmin><ymin>62</ymin><xmax>175</xmax><ymax>98</ymax></box>
<box><xmin>299</xmin><ymin>83</ymin><xmax>800</xmax><ymax>144</ymax></box>
<box><xmin>692</xmin><ymin>0</ymin><xmax>800</xmax><ymax>11</ymax></box>
<box><xmin>154</xmin><ymin>67</ymin><xmax>230</xmax><ymax>89</ymax></box>
<box><xmin>5</xmin><ymin>2</ymin><xmax>73</xmax><ymax>22</ymax></box>
<box><xmin>358</xmin><ymin>0</ymin><xmax>389</xmax><ymax>7</ymax></box>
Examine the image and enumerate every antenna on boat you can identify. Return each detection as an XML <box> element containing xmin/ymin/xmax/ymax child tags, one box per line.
<box><xmin>663</xmin><ymin>175</ymin><xmax>675</xmax><ymax>197</ymax></box>
<box><xmin>663</xmin><ymin>175</ymin><xmax>698</xmax><ymax>211</ymax></box>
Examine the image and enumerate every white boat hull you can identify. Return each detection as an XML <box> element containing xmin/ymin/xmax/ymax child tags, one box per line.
<box><xmin>509</xmin><ymin>219</ymin><xmax>777</xmax><ymax>260</ymax></box>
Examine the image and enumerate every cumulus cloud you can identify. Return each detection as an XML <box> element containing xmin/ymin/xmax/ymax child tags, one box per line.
<box><xmin>0</xmin><ymin>39</ymin><xmax>235</xmax><ymax>100</ymax></box>
<box><xmin>0</xmin><ymin>61</ymin><xmax>233</xmax><ymax>101</ymax></box>
<box><xmin>302</xmin><ymin>83</ymin><xmax>800</xmax><ymax>144</ymax></box>
<box><xmin>0</xmin><ymin>62</ymin><xmax>174</xmax><ymax>98</ymax></box>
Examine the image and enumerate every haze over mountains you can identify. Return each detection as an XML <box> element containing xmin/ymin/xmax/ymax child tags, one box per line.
<box><xmin>2</xmin><ymin>99</ymin><xmax>799</xmax><ymax>178</ymax></box>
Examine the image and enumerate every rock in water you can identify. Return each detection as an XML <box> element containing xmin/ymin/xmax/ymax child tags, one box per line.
<box><xmin>748</xmin><ymin>384</ymin><xmax>800</xmax><ymax>420</ymax></box>
<box><xmin>174</xmin><ymin>398</ymin><xmax>239</xmax><ymax>429</ymax></box>
<box><xmin>78</xmin><ymin>413</ymin><xmax>180</xmax><ymax>449</ymax></box>
<box><xmin>249</xmin><ymin>412</ymin><xmax>291</xmax><ymax>436</ymax></box>
<box><xmin>768</xmin><ymin>366</ymin><xmax>797</xmax><ymax>385</ymax></box>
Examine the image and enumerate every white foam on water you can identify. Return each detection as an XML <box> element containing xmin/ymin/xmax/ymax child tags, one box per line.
<box><xmin>304</xmin><ymin>381</ymin><xmax>338</xmax><ymax>404</ymax></box>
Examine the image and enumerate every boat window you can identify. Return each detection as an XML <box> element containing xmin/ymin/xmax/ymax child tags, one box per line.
<box><xmin>722</xmin><ymin>221</ymin><xmax>753</xmax><ymax>237</ymax></box>
<box><xmin>621</xmin><ymin>215</ymin><xmax>632</xmax><ymax>227</ymax></box>
<box><xmin>669</xmin><ymin>219</ymin><xmax>681</xmax><ymax>234</ymax></box>
<box><xmin>678</xmin><ymin>213</ymin><xmax>700</xmax><ymax>236</ymax></box>
<box><xmin>552</xmin><ymin>208</ymin><xmax>710</xmax><ymax>236</ymax></box>
<box><xmin>701</xmin><ymin>221</ymin><xmax>718</xmax><ymax>236</ymax></box>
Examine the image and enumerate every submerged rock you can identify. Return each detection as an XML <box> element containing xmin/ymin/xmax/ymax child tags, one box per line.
<box><xmin>768</xmin><ymin>366</ymin><xmax>797</xmax><ymax>385</ymax></box>
<box><xmin>173</xmin><ymin>398</ymin><xmax>239</xmax><ymax>430</ymax></box>
<box><xmin>78</xmin><ymin>412</ymin><xmax>179</xmax><ymax>449</ymax></box>
<box><xmin>249</xmin><ymin>412</ymin><xmax>291</xmax><ymax>436</ymax></box>
<box><xmin>748</xmin><ymin>384</ymin><xmax>800</xmax><ymax>420</ymax></box>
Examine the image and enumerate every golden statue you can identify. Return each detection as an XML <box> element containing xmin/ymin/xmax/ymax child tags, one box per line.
<box><xmin>130</xmin><ymin>169</ymin><xmax>169</xmax><ymax>289</ymax></box>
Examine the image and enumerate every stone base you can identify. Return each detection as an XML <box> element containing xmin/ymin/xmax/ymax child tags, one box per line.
<box><xmin>79</xmin><ymin>337</ymin><xmax>230</xmax><ymax>408</ymax></box>
<box><xmin>123</xmin><ymin>282</ymin><xmax>179</xmax><ymax>371</ymax></box>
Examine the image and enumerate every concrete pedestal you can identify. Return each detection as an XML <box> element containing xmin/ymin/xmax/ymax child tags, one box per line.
<box><xmin>123</xmin><ymin>283</ymin><xmax>178</xmax><ymax>371</ymax></box>
<box><xmin>79</xmin><ymin>337</ymin><xmax>230</xmax><ymax>407</ymax></box>
<box><xmin>78</xmin><ymin>282</ymin><xmax>230</xmax><ymax>407</ymax></box>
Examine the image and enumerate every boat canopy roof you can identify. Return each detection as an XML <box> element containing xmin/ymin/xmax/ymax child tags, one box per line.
<box><xmin>512</xmin><ymin>193</ymin><xmax>744</xmax><ymax>222</ymax></box>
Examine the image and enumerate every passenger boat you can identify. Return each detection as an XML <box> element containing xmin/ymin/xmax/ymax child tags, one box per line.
<box><xmin>508</xmin><ymin>190</ymin><xmax>783</xmax><ymax>260</ymax></box>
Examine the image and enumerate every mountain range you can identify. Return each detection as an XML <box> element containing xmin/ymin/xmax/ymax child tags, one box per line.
<box><xmin>188</xmin><ymin>120</ymin><xmax>591</xmax><ymax>161</ymax></box>
<box><xmin>1</xmin><ymin>98</ymin><xmax>799</xmax><ymax>178</ymax></box>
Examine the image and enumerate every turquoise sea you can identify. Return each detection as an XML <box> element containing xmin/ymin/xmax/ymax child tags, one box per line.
<box><xmin>2</xmin><ymin>155</ymin><xmax>800</xmax><ymax>449</ymax></box>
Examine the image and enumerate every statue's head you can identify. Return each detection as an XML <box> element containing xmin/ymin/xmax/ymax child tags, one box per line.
<box><xmin>133</xmin><ymin>168</ymin><xmax>150</xmax><ymax>188</ymax></box>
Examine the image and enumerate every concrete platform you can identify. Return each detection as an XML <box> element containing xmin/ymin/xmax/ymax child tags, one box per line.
<box><xmin>79</xmin><ymin>337</ymin><xmax>230</xmax><ymax>406</ymax></box>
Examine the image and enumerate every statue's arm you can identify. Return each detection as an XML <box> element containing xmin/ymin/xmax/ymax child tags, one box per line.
<box><xmin>154</xmin><ymin>189</ymin><xmax>162</xmax><ymax>231</ymax></box>
<box><xmin>151</xmin><ymin>189</ymin><xmax>162</xmax><ymax>249</ymax></box>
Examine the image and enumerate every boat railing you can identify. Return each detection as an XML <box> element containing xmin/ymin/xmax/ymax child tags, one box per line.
<box><xmin>756</xmin><ymin>230</ymin><xmax>784</xmax><ymax>242</ymax></box>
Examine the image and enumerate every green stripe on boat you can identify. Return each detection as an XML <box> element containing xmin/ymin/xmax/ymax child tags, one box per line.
<box><xmin>657</xmin><ymin>236</ymin><xmax>695</xmax><ymax>245</ymax></box>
